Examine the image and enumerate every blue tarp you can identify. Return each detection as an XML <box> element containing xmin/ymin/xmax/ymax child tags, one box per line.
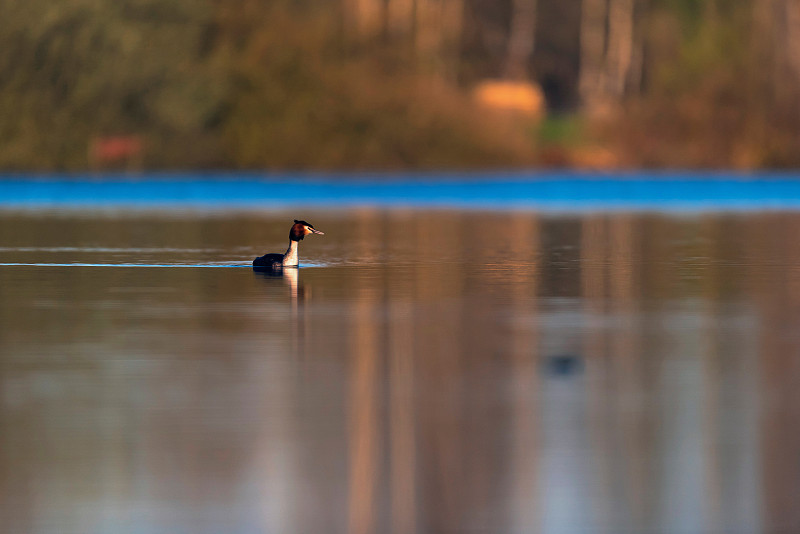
<box><xmin>3</xmin><ymin>171</ymin><xmax>800</xmax><ymax>211</ymax></box>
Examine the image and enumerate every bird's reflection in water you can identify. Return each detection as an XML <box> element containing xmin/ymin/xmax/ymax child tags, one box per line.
<box><xmin>253</xmin><ymin>266</ymin><xmax>310</xmax><ymax>357</ymax></box>
<box><xmin>253</xmin><ymin>266</ymin><xmax>307</xmax><ymax>302</ymax></box>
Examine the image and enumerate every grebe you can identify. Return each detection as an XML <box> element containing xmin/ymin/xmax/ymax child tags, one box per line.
<box><xmin>253</xmin><ymin>220</ymin><xmax>324</xmax><ymax>270</ymax></box>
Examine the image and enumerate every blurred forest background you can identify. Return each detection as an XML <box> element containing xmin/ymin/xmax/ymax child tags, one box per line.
<box><xmin>1</xmin><ymin>0</ymin><xmax>800</xmax><ymax>171</ymax></box>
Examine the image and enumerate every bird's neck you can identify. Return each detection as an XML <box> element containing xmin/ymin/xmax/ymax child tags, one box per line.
<box><xmin>282</xmin><ymin>240</ymin><xmax>299</xmax><ymax>266</ymax></box>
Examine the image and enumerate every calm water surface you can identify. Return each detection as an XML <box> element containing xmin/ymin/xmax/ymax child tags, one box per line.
<box><xmin>1</xmin><ymin>209</ymin><xmax>799</xmax><ymax>534</ymax></box>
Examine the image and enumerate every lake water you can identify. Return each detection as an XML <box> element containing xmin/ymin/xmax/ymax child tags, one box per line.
<box><xmin>2</xmin><ymin>175</ymin><xmax>800</xmax><ymax>534</ymax></box>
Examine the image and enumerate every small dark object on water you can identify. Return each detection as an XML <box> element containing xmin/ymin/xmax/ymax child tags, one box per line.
<box><xmin>543</xmin><ymin>354</ymin><xmax>583</xmax><ymax>377</ymax></box>
<box><xmin>253</xmin><ymin>220</ymin><xmax>324</xmax><ymax>271</ymax></box>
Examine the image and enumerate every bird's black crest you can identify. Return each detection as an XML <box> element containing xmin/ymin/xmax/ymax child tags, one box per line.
<box><xmin>290</xmin><ymin>220</ymin><xmax>311</xmax><ymax>241</ymax></box>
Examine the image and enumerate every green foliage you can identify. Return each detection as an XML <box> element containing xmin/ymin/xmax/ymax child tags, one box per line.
<box><xmin>0</xmin><ymin>0</ymin><xmax>227</xmax><ymax>169</ymax></box>
<box><xmin>223</xmin><ymin>58</ymin><xmax>530</xmax><ymax>169</ymax></box>
<box><xmin>536</xmin><ymin>115</ymin><xmax>584</xmax><ymax>147</ymax></box>
<box><xmin>1</xmin><ymin>0</ymin><xmax>799</xmax><ymax>170</ymax></box>
<box><xmin>614</xmin><ymin>1</ymin><xmax>798</xmax><ymax>168</ymax></box>
<box><xmin>648</xmin><ymin>2</ymin><xmax>751</xmax><ymax>97</ymax></box>
<box><xmin>0</xmin><ymin>0</ymin><xmax>533</xmax><ymax>170</ymax></box>
<box><xmin>193</xmin><ymin>0</ymin><xmax>531</xmax><ymax>169</ymax></box>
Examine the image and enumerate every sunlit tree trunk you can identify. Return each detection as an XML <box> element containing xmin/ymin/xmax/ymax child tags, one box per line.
<box><xmin>579</xmin><ymin>0</ymin><xmax>608</xmax><ymax>109</ymax></box>
<box><xmin>505</xmin><ymin>0</ymin><xmax>538</xmax><ymax>79</ymax></box>
<box><xmin>580</xmin><ymin>0</ymin><xmax>642</xmax><ymax>109</ymax></box>
<box><xmin>387</xmin><ymin>0</ymin><xmax>415</xmax><ymax>37</ymax></box>
<box><xmin>344</xmin><ymin>0</ymin><xmax>384</xmax><ymax>40</ymax></box>
<box><xmin>605</xmin><ymin>0</ymin><xmax>634</xmax><ymax>98</ymax></box>
<box><xmin>415</xmin><ymin>0</ymin><xmax>437</xmax><ymax>59</ymax></box>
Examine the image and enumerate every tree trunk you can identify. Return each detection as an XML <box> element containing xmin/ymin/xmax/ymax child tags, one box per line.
<box><xmin>505</xmin><ymin>0</ymin><xmax>538</xmax><ymax>79</ymax></box>
<box><xmin>758</xmin><ymin>0</ymin><xmax>800</xmax><ymax>108</ymax></box>
<box><xmin>344</xmin><ymin>0</ymin><xmax>384</xmax><ymax>40</ymax></box>
<box><xmin>580</xmin><ymin>0</ymin><xmax>641</xmax><ymax>109</ymax></box>
<box><xmin>605</xmin><ymin>0</ymin><xmax>635</xmax><ymax>98</ymax></box>
<box><xmin>441</xmin><ymin>0</ymin><xmax>465</xmax><ymax>81</ymax></box>
<box><xmin>387</xmin><ymin>0</ymin><xmax>415</xmax><ymax>37</ymax></box>
<box><xmin>785</xmin><ymin>0</ymin><xmax>800</xmax><ymax>81</ymax></box>
<box><xmin>415</xmin><ymin>0</ymin><xmax>436</xmax><ymax>57</ymax></box>
<box><xmin>579</xmin><ymin>0</ymin><xmax>607</xmax><ymax>109</ymax></box>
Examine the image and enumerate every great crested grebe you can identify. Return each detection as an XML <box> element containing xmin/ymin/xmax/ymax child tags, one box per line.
<box><xmin>253</xmin><ymin>220</ymin><xmax>324</xmax><ymax>270</ymax></box>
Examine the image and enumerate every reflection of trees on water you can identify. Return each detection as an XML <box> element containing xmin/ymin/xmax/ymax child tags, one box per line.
<box><xmin>3</xmin><ymin>212</ymin><xmax>800</xmax><ymax>532</ymax></box>
<box><xmin>335</xmin><ymin>211</ymin><xmax>776</xmax><ymax>533</ymax></box>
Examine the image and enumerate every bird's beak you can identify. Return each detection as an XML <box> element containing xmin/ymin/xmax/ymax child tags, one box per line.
<box><xmin>311</xmin><ymin>228</ymin><xmax>325</xmax><ymax>235</ymax></box>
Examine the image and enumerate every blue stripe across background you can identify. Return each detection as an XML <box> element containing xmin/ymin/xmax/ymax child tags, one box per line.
<box><xmin>3</xmin><ymin>172</ymin><xmax>800</xmax><ymax>211</ymax></box>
